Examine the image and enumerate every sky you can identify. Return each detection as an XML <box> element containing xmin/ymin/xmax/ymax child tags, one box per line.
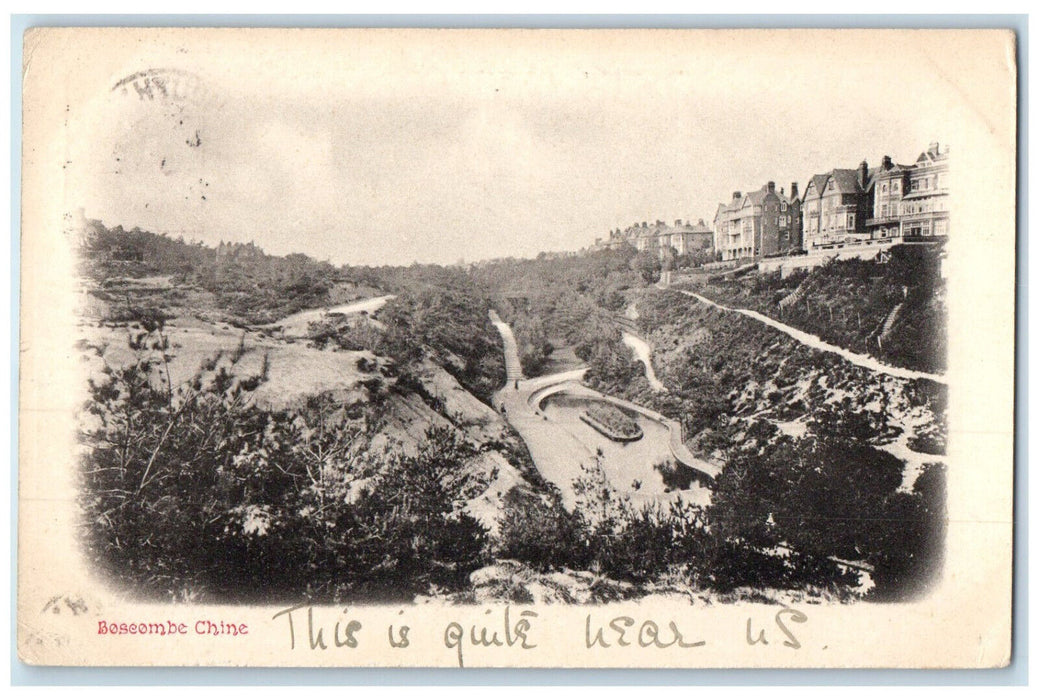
<box><xmin>56</xmin><ymin>28</ymin><xmax>1007</xmax><ymax>267</ymax></box>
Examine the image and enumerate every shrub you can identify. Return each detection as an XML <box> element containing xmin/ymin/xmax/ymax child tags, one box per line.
<box><xmin>497</xmin><ymin>488</ymin><xmax>589</xmax><ymax>571</ymax></box>
<box><xmin>868</xmin><ymin>462</ymin><xmax>947</xmax><ymax>600</ymax></box>
<box><xmin>79</xmin><ymin>329</ymin><xmax>490</xmax><ymax>603</ymax></box>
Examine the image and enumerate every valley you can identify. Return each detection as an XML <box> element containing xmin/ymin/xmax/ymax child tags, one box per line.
<box><xmin>73</xmin><ymin>219</ymin><xmax>947</xmax><ymax>605</ymax></box>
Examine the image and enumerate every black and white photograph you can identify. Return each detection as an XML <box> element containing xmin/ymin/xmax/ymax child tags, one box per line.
<box><xmin>17</xmin><ymin>26</ymin><xmax>1015</xmax><ymax>668</ymax></box>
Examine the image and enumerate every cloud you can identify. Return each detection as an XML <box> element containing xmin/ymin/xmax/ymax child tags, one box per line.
<box><xmin>63</xmin><ymin>29</ymin><xmax>970</xmax><ymax>266</ymax></box>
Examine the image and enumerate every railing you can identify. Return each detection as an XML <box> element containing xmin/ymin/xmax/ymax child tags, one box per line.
<box><xmin>865</xmin><ymin>216</ymin><xmax>900</xmax><ymax>227</ymax></box>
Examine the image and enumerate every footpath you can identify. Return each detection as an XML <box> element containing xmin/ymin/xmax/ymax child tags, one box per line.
<box><xmin>676</xmin><ymin>290</ymin><xmax>946</xmax><ymax>384</ymax></box>
<box><xmin>489</xmin><ymin>311</ymin><xmax>720</xmax><ymax>504</ymax></box>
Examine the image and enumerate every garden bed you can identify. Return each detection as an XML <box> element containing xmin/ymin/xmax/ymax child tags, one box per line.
<box><xmin>580</xmin><ymin>402</ymin><xmax>643</xmax><ymax>442</ymax></box>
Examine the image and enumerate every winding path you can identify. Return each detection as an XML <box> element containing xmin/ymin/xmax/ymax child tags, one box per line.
<box><xmin>266</xmin><ymin>294</ymin><xmax>396</xmax><ymax>336</ymax></box>
<box><xmin>621</xmin><ymin>331</ymin><xmax>666</xmax><ymax>392</ymax></box>
<box><xmin>489</xmin><ymin>311</ymin><xmax>718</xmax><ymax>506</ymax></box>
<box><xmin>676</xmin><ymin>290</ymin><xmax>946</xmax><ymax>384</ymax></box>
<box><xmin>488</xmin><ymin>310</ymin><xmax>524</xmax><ymax>383</ymax></box>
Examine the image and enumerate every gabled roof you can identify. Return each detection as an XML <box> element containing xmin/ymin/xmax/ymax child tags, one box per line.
<box><xmin>716</xmin><ymin>193</ymin><xmax>745</xmax><ymax>216</ymax></box>
<box><xmin>826</xmin><ymin>169</ymin><xmax>865</xmax><ymax>195</ymax></box>
<box><xmin>804</xmin><ymin>174</ymin><xmax>829</xmax><ymax>199</ymax></box>
<box><xmin>862</xmin><ymin>166</ymin><xmax>881</xmax><ymax>192</ymax></box>
<box><xmin>874</xmin><ymin>162</ymin><xmax>913</xmax><ymax>179</ymax></box>
<box><xmin>916</xmin><ymin>149</ymin><xmax>949</xmax><ymax>165</ymax></box>
<box><xmin>744</xmin><ymin>186</ymin><xmax>772</xmax><ymax>206</ymax></box>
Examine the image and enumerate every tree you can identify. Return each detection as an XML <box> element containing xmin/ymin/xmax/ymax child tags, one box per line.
<box><xmin>707</xmin><ymin>408</ymin><xmax>906</xmax><ymax>591</ymax></box>
<box><xmin>660</xmin><ymin>246</ymin><xmax>677</xmax><ymax>273</ymax></box>
<box><xmin>631</xmin><ymin>249</ymin><xmax>662</xmax><ymax>284</ymax></box>
<box><xmin>80</xmin><ymin>327</ymin><xmax>491</xmax><ymax>603</ymax></box>
<box><xmin>347</xmin><ymin>425</ymin><xmax>490</xmax><ymax>597</ymax></box>
<box><xmin>869</xmin><ymin>462</ymin><xmax>947</xmax><ymax>600</ymax></box>
<box><xmin>497</xmin><ymin>487</ymin><xmax>588</xmax><ymax>571</ymax></box>
<box><xmin>512</xmin><ymin>315</ymin><xmax>554</xmax><ymax>376</ymax></box>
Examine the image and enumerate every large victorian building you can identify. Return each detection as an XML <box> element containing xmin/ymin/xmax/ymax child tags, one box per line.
<box><xmin>666</xmin><ymin>219</ymin><xmax>714</xmax><ymax>255</ymax></box>
<box><xmin>713</xmin><ymin>181</ymin><xmax>802</xmax><ymax>261</ymax></box>
<box><xmin>803</xmin><ymin>142</ymin><xmax>950</xmax><ymax>249</ymax></box>
<box><xmin>801</xmin><ymin>162</ymin><xmax>874</xmax><ymax>249</ymax></box>
<box><xmin>862</xmin><ymin>144</ymin><xmax>950</xmax><ymax>241</ymax></box>
<box><xmin>887</xmin><ymin>142</ymin><xmax>949</xmax><ymax>239</ymax></box>
<box><xmin>596</xmin><ymin>219</ymin><xmax>714</xmax><ymax>258</ymax></box>
<box><xmin>866</xmin><ymin>155</ymin><xmax>912</xmax><ymax>239</ymax></box>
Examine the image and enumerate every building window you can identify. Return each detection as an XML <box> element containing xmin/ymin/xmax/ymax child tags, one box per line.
<box><xmin>847</xmin><ymin>213</ymin><xmax>855</xmax><ymax>229</ymax></box>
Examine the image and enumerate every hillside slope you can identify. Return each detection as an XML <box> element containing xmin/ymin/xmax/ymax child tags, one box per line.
<box><xmin>680</xmin><ymin>244</ymin><xmax>946</xmax><ymax>373</ymax></box>
<box><xmin>79</xmin><ymin>279</ymin><xmax>534</xmax><ymax>535</ymax></box>
<box><xmin>625</xmin><ymin>289</ymin><xmax>946</xmax><ymax>478</ymax></box>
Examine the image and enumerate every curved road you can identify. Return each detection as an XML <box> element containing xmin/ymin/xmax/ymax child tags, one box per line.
<box><xmin>676</xmin><ymin>290</ymin><xmax>946</xmax><ymax>384</ymax></box>
<box><xmin>529</xmin><ymin>380</ymin><xmax>719</xmax><ymax>482</ymax></box>
<box><xmin>489</xmin><ymin>311</ymin><xmax>718</xmax><ymax>507</ymax></box>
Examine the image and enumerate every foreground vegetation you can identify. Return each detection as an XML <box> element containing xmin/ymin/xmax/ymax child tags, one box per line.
<box><xmin>80</xmin><ymin>323</ymin><xmax>491</xmax><ymax>602</ymax></box>
<box><xmin>498</xmin><ymin>427</ymin><xmax>945</xmax><ymax>600</ymax></box>
<box><xmin>77</xmin><ymin>218</ymin><xmax>948</xmax><ymax>603</ymax></box>
<box><xmin>83</xmin><ymin>323</ymin><xmax>941</xmax><ymax>603</ymax></box>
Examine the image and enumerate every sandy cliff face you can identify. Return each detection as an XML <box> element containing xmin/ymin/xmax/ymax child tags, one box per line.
<box><xmin>76</xmin><ymin>280</ymin><xmax>538</xmax><ymax>535</ymax></box>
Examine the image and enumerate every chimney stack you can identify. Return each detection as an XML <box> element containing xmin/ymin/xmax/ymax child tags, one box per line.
<box><xmin>790</xmin><ymin>182</ymin><xmax>799</xmax><ymax>200</ymax></box>
<box><xmin>882</xmin><ymin>155</ymin><xmax>892</xmax><ymax>169</ymax></box>
<box><xmin>732</xmin><ymin>191</ymin><xmax>742</xmax><ymax>201</ymax></box>
<box><xmin>928</xmin><ymin>141</ymin><xmax>940</xmax><ymax>156</ymax></box>
<box><xmin>767</xmin><ymin>181</ymin><xmax>776</xmax><ymax>193</ymax></box>
<box><xmin>858</xmin><ymin>160</ymin><xmax>869</xmax><ymax>187</ymax></box>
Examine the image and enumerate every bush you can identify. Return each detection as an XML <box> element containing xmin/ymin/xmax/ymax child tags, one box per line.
<box><xmin>79</xmin><ymin>329</ymin><xmax>491</xmax><ymax>603</ymax></box>
<box><xmin>868</xmin><ymin>462</ymin><xmax>947</xmax><ymax>600</ymax></box>
<box><xmin>497</xmin><ymin>462</ymin><xmax>715</xmax><ymax>587</ymax></box>
<box><xmin>376</xmin><ymin>289</ymin><xmax>505</xmax><ymax>402</ymax></box>
<box><xmin>497</xmin><ymin>488</ymin><xmax>589</xmax><ymax>571</ymax></box>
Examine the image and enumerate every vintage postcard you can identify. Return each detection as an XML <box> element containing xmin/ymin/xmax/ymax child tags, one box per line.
<box><xmin>18</xmin><ymin>27</ymin><xmax>1016</xmax><ymax>668</ymax></box>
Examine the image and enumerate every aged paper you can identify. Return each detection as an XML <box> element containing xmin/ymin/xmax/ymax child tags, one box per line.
<box><xmin>19</xmin><ymin>27</ymin><xmax>1015</xmax><ymax>668</ymax></box>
